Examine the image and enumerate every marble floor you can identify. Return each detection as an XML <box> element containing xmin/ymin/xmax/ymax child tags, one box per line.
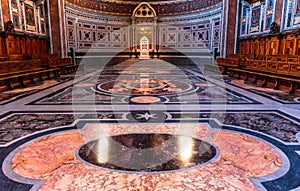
<box><xmin>0</xmin><ymin>58</ymin><xmax>300</xmax><ymax>191</ymax></box>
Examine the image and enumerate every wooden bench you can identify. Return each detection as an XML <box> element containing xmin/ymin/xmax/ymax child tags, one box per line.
<box><xmin>227</xmin><ymin>54</ymin><xmax>254</xmax><ymax>67</ymax></box>
<box><xmin>216</xmin><ymin>57</ymin><xmax>240</xmax><ymax>74</ymax></box>
<box><xmin>56</xmin><ymin>58</ymin><xmax>78</xmax><ymax>74</ymax></box>
<box><xmin>36</xmin><ymin>54</ymin><xmax>78</xmax><ymax>75</ymax></box>
<box><xmin>0</xmin><ymin>55</ymin><xmax>8</xmax><ymax>62</ymax></box>
<box><xmin>204</xmin><ymin>64</ymin><xmax>223</xmax><ymax>73</ymax></box>
<box><xmin>227</xmin><ymin>60</ymin><xmax>300</xmax><ymax>94</ymax></box>
<box><xmin>0</xmin><ymin>59</ymin><xmax>60</xmax><ymax>90</ymax></box>
<box><xmin>218</xmin><ymin>54</ymin><xmax>300</xmax><ymax>94</ymax></box>
<box><xmin>8</xmin><ymin>54</ymin><xmax>24</xmax><ymax>61</ymax></box>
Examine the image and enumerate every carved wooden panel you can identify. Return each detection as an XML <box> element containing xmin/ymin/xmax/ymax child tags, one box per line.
<box><xmin>6</xmin><ymin>36</ymin><xmax>21</xmax><ymax>55</ymax></box>
<box><xmin>32</xmin><ymin>39</ymin><xmax>37</xmax><ymax>54</ymax></box>
<box><xmin>269</xmin><ymin>38</ymin><xmax>279</xmax><ymax>55</ymax></box>
<box><xmin>21</xmin><ymin>38</ymin><xmax>27</xmax><ymax>55</ymax></box>
<box><xmin>238</xmin><ymin>33</ymin><xmax>300</xmax><ymax>58</ymax></box>
<box><xmin>295</xmin><ymin>38</ymin><xmax>300</xmax><ymax>55</ymax></box>
<box><xmin>239</xmin><ymin>41</ymin><xmax>245</xmax><ymax>54</ymax></box>
<box><xmin>254</xmin><ymin>41</ymin><xmax>259</xmax><ymax>58</ymax></box>
<box><xmin>0</xmin><ymin>38</ymin><xmax>6</xmax><ymax>55</ymax></box>
<box><xmin>283</xmin><ymin>37</ymin><xmax>295</xmax><ymax>55</ymax></box>
<box><xmin>245</xmin><ymin>41</ymin><xmax>250</xmax><ymax>54</ymax></box>
<box><xmin>0</xmin><ymin>33</ymin><xmax>48</xmax><ymax>56</ymax></box>
<box><xmin>26</xmin><ymin>38</ymin><xmax>32</xmax><ymax>56</ymax></box>
<box><xmin>259</xmin><ymin>41</ymin><xmax>265</xmax><ymax>57</ymax></box>
<box><xmin>250</xmin><ymin>41</ymin><xmax>254</xmax><ymax>56</ymax></box>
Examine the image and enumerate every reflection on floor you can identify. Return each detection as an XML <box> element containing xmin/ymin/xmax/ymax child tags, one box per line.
<box><xmin>0</xmin><ymin>58</ymin><xmax>300</xmax><ymax>191</ymax></box>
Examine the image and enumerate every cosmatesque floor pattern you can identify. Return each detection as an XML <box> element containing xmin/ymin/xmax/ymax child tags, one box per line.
<box><xmin>0</xmin><ymin>58</ymin><xmax>300</xmax><ymax>191</ymax></box>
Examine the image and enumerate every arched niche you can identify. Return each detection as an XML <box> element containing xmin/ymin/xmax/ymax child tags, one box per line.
<box><xmin>131</xmin><ymin>3</ymin><xmax>158</xmax><ymax>54</ymax></box>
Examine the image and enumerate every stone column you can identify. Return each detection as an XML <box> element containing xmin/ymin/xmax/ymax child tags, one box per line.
<box><xmin>1</xmin><ymin>0</ymin><xmax>11</xmax><ymax>24</ymax></box>
<box><xmin>48</xmin><ymin>0</ymin><xmax>67</xmax><ymax>57</ymax></box>
<box><xmin>153</xmin><ymin>16</ymin><xmax>158</xmax><ymax>56</ymax></box>
<box><xmin>221</xmin><ymin>0</ymin><xmax>238</xmax><ymax>57</ymax></box>
<box><xmin>74</xmin><ymin>17</ymin><xmax>78</xmax><ymax>52</ymax></box>
<box><xmin>131</xmin><ymin>17</ymin><xmax>136</xmax><ymax>57</ymax></box>
<box><xmin>0</xmin><ymin>0</ymin><xmax>3</xmax><ymax>30</ymax></box>
<box><xmin>36</xmin><ymin>0</ymin><xmax>45</xmax><ymax>34</ymax></box>
<box><xmin>274</xmin><ymin>0</ymin><xmax>283</xmax><ymax>26</ymax></box>
<box><xmin>259</xmin><ymin>1</ymin><xmax>265</xmax><ymax>32</ymax></box>
<box><xmin>19</xmin><ymin>0</ymin><xmax>25</xmax><ymax>31</ymax></box>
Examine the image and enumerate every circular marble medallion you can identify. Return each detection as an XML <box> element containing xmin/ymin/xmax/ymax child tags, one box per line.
<box><xmin>95</xmin><ymin>79</ymin><xmax>192</xmax><ymax>96</ymax></box>
<box><xmin>77</xmin><ymin>133</ymin><xmax>218</xmax><ymax>173</ymax></box>
<box><xmin>130</xmin><ymin>96</ymin><xmax>161</xmax><ymax>103</ymax></box>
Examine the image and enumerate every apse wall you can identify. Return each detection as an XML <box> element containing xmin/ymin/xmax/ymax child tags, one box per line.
<box><xmin>65</xmin><ymin>1</ymin><xmax>223</xmax><ymax>53</ymax></box>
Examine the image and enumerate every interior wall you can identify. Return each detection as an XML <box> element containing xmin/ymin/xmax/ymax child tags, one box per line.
<box><xmin>65</xmin><ymin>3</ymin><xmax>223</xmax><ymax>54</ymax></box>
<box><xmin>0</xmin><ymin>0</ymin><xmax>223</xmax><ymax>57</ymax></box>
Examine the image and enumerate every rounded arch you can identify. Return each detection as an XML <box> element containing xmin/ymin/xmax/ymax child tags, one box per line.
<box><xmin>132</xmin><ymin>2</ymin><xmax>157</xmax><ymax>17</ymax></box>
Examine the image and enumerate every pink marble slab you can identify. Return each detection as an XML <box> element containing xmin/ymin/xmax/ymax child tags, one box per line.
<box><xmin>11</xmin><ymin>124</ymin><xmax>281</xmax><ymax>191</ymax></box>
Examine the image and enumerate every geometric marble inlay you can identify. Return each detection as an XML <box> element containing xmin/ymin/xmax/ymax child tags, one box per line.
<box><xmin>78</xmin><ymin>133</ymin><xmax>217</xmax><ymax>173</ymax></box>
<box><xmin>96</xmin><ymin>79</ymin><xmax>192</xmax><ymax>95</ymax></box>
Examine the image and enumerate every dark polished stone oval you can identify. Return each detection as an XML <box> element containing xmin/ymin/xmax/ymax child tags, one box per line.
<box><xmin>77</xmin><ymin>133</ymin><xmax>218</xmax><ymax>173</ymax></box>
